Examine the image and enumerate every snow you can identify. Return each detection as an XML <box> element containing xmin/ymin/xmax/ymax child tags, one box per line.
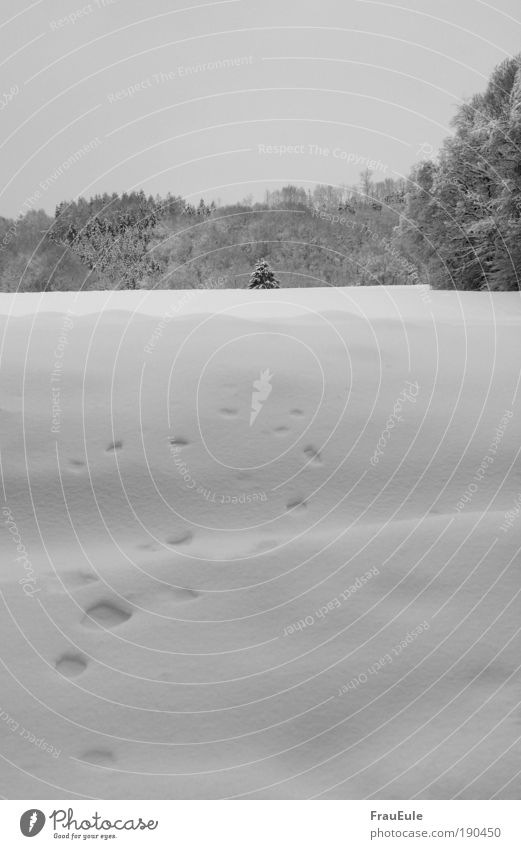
<box><xmin>1</xmin><ymin>284</ymin><xmax>520</xmax><ymax>323</ymax></box>
<box><xmin>0</xmin><ymin>285</ymin><xmax>520</xmax><ymax>799</ymax></box>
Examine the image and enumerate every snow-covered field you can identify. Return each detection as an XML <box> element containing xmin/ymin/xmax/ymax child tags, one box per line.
<box><xmin>0</xmin><ymin>285</ymin><xmax>520</xmax><ymax>799</ymax></box>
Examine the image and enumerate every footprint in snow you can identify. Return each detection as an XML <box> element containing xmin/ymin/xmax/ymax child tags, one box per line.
<box><xmin>303</xmin><ymin>445</ymin><xmax>322</xmax><ymax>465</ymax></box>
<box><xmin>169</xmin><ymin>436</ymin><xmax>190</xmax><ymax>446</ymax></box>
<box><xmin>165</xmin><ymin>530</ymin><xmax>193</xmax><ymax>546</ymax></box>
<box><xmin>77</xmin><ymin>749</ymin><xmax>115</xmax><ymax>767</ymax></box>
<box><xmin>55</xmin><ymin>654</ymin><xmax>88</xmax><ymax>678</ymax></box>
<box><xmin>170</xmin><ymin>586</ymin><xmax>199</xmax><ymax>602</ymax></box>
<box><xmin>68</xmin><ymin>458</ymin><xmax>86</xmax><ymax>472</ymax></box>
<box><xmin>106</xmin><ymin>440</ymin><xmax>123</xmax><ymax>452</ymax></box>
<box><xmin>286</xmin><ymin>498</ymin><xmax>308</xmax><ymax>513</ymax></box>
<box><xmin>81</xmin><ymin>602</ymin><xmax>132</xmax><ymax>629</ymax></box>
<box><xmin>60</xmin><ymin>571</ymin><xmax>99</xmax><ymax>589</ymax></box>
<box><xmin>136</xmin><ymin>540</ymin><xmax>161</xmax><ymax>551</ymax></box>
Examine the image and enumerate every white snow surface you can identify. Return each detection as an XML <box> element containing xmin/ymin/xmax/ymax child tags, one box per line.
<box><xmin>0</xmin><ymin>285</ymin><xmax>520</xmax><ymax>799</ymax></box>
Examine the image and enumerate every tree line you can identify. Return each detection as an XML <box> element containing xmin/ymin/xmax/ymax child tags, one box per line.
<box><xmin>399</xmin><ymin>54</ymin><xmax>521</xmax><ymax>291</ymax></box>
<box><xmin>0</xmin><ymin>182</ymin><xmax>409</xmax><ymax>291</ymax></box>
<box><xmin>1</xmin><ymin>53</ymin><xmax>519</xmax><ymax>293</ymax></box>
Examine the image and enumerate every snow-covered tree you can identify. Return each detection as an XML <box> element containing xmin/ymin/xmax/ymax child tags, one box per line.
<box><xmin>397</xmin><ymin>54</ymin><xmax>521</xmax><ymax>290</ymax></box>
<box><xmin>248</xmin><ymin>258</ymin><xmax>280</xmax><ymax>289</ymax></box>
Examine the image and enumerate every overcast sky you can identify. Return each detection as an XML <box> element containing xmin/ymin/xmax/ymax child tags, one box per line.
<box><xmin>1</xmin><ymin>0</ymin><xmax>520</xmax><ymax>217</ymax></box>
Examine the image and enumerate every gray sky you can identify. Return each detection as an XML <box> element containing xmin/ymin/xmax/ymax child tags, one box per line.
<box><xmin>1</xmin><ymin>0</ymin><xmax>520</xmax><ymax>217</ymax></box>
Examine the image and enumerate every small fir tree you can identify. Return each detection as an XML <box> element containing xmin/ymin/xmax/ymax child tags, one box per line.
<box><xmin>248</xmin><ymin>258</ymin><xmax>280</xmax><ymax>289</ymax></box>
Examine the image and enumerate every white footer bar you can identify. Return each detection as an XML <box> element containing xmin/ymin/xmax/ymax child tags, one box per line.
<box><xmin>2</xmin><ymin>800</ymin><xmax>519</xmax><ymax>848</ymax></box>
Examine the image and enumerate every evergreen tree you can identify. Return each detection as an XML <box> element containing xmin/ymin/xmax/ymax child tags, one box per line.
<box><xmin>397</xmin><ymin>54</ymin><xmax>521</xmax><ymax>290</ymax></box>
<box><xmin>248</xmin><ymin>258</ymin><xmax>280</xmax><ymax>289</ymax></box>
<box><xmin>50</xmin><ymin>207</ymin><xmax>163</xmax><ymax>289</ymax></box>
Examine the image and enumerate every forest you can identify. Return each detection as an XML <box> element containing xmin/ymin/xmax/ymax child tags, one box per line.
<box><xmin>1</xmin><ymin>54</ymin><xmax>519</xmax><ymax>293</ymax></box>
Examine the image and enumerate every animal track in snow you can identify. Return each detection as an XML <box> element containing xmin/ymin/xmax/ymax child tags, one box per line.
<box><xmin>81</xmin><ymin>602</ymin><xmax>132</xmax><ymax>629</ymax></box>
<box><xmin>303</xmin><ymin>445</ymin><xmax>322</xmax><ymax>465</ymax></box>
<box><xmin>136</xmin><ymin>540</ymin><xmax>160</xmax><ymax>551</ymax></box>
<box><xmin>63</xmin><ymin>571</ymin><xmax>99</xmax><ymax>588</ymax></box>
<box><xmin>106</xmin><ymin>440</ymin><xmax>123</xmax><ymax>452</ymax></box>
<box><xmin>165</xmin><ymin>530</ymin><xmax>193</xmax><ymax>546</ymax></box>
<box><xmin>68</xmin><ymin>458</ymin><xmax>86</xmax><ymax>472</ymax></box>
<box><xmin>286</xmin><ymin>498</ymin><xmax>308</xmax><ymax>513</ymax></box>
<box><xmin>170</xmin><ymin>586</ymin><xmax>199</xmax><ymax>602</ymax></box>
<box><xmin>78</xmin><ymin>749</ymin><xmax>115</xmax><ymax>767</ymax></box>
<box><xmin>79</xmin><ymin>572</ymin><xmax>99</xmax><ymax>585</ymax></box>
<box><xmin>55</xmin><ymin>654</ymin><xmax>88</xmax><ymax>678</ymax></box>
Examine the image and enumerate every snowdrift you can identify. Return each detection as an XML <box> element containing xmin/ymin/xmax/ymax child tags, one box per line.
<box><xmin>0</xmin><ymin>285</ymin><xmax>520</xmax><ymax>799</ymax></box>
